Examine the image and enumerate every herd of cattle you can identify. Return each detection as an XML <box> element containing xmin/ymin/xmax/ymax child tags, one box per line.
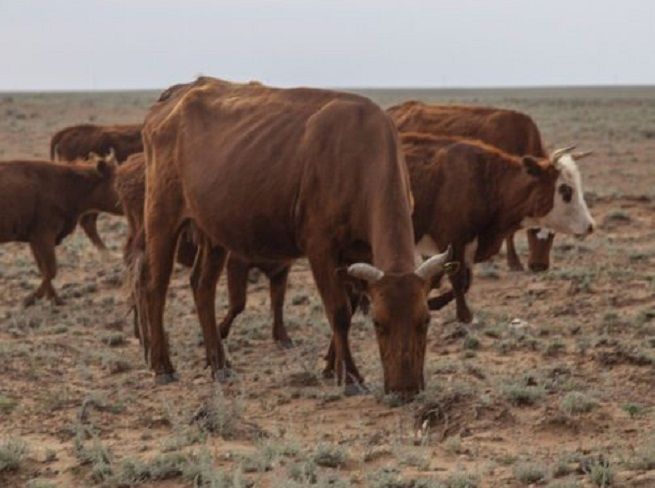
<box><xmin>0</xmin><ymin>76</ymin><xmax>596</xmax><ymax>398</ymax></box>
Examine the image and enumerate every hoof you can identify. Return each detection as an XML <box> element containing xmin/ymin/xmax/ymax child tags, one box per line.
<box><xmin>276</xmin><ymin>338</ymin><xmax>295</xmax><ymax>349</ymax></box>
<box><xmin>214</xmin><ymin>368</ymin><xmax>234</xmax><ymax>383</ymax></box>
<box><xmin>154</xmin><ymin>372</ymin><xmax>178</xmax><ymax>385</ymax></box>
<box><xmin>322</xmin><ymin>367</ymin><xmax>335</xmax><ymax>380</ymax></box>
<box><xmin>344</xmin><ymin>382</ymin><xmax>368</xmax><ymax>397</ymax></box>
<box><xmin>23</xmin><ymin>295</ymin><xmax>36</xmax><ymax>307</ymax></box>
<box><xmin>508</xmin><ymin>262</ymin><xmax>524</xmax><ymax>272</ymax></box>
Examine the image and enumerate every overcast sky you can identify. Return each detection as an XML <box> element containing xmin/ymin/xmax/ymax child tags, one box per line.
<box><xmin>1</xmin><ymin>0</ymin><xmax>653</xmax><ymax>91</ymax></box>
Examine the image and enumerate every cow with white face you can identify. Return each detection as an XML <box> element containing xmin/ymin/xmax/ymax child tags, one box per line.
<box><xmin>522</xmin><ymin>145</ymin><xmax>595</xmax><ymax>240</ymax></box>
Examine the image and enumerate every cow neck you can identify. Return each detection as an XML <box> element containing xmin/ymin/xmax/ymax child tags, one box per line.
<box><xmin>492</xmin><ymin>160</ymin><xmax>539</xmax><ymax>233</ymax></box>
<box><xmin>68</xmin><ymin>167</ymin><xmax>112</xmax><ymax>214</ymax></box>
<box><xmin>367</xmin><ymin>177</ymin><xmax>417</xmax><ymax>275</ymax></box>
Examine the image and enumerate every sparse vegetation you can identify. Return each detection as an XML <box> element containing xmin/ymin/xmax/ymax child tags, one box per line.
<box><xmin>0</xmin><ymin>438</ymin><xmax>27</xmax><ymax>473</ymax></box>
<box><xmin>560</xmin><ymin>392</ymin><xmax>598</xmax><ymax>415</ymax></box>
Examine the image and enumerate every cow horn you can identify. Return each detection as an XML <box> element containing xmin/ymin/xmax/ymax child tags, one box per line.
<box><xmin>572</xmin><ymin>150</ymin><xmax>593</xmax><ymax>160</ymax></box>
<box><xmin>415</xmin><ymin>245</ymin><xmax>453</xmax><ymax>281</ymax></box>
<box><xmin>550</xmin><ymin>145</ymin><xmax>576</xmax><ymax>162</ymax></box>
<box><xmin>105</xmin><ymin>147</ymin><xmax>117</xmax><ymax>164</ymax></box>
<box><xmin>348</xmin><ymin>263</ymin><xmax>384</xmax><ymax>284</ymax></box>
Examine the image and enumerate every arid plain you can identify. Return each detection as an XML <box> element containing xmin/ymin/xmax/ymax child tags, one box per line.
<box><xmin>1</xmin><ymin>86</ymin><xmax>654</xmax><ymax>487</ymax></box>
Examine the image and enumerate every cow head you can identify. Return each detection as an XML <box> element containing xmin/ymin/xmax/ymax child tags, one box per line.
<box><xmin>84</xmin><ymin>156</ymin><xmax>120</xmax><ymax>214</ymax></box>
<box><xmin>348</xmin><ymin>246</ymin><xmax>453</xmax><ymax>397</ymax></box>
<box><xmin>521</xmin><ymin>147</ymin><xmax>595</xmax><ymax>239</ymax></box>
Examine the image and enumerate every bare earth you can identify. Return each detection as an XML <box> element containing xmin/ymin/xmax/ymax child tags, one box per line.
<box><xmin>1</xmin><ymin>87</ymin><xmax>654</xmax><ymax>488</ymax></box>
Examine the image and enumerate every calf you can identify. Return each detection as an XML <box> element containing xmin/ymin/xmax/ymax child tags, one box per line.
<box><xmin>114</xmin><ymin>153</ymin><xmax>294</xmax><ymax>349</ymax></box>
<box><xmin>387</xmin><ymin>101</ymin><xmax>593</xmax><ymax>271</ymax></box>
<box><xmin>50</xmin><ymin>123</ymin><xmax>143</xmax><ymax>251</ymax></box>
<box><xmin>0</xmin><ymin>158</ymin><xmax>119</xmax><ymax>305</ymax></box>
<box><xmin>404</xmin><ymin>133</ymin><xmax>594</xmax><ymax>322</ymax></box>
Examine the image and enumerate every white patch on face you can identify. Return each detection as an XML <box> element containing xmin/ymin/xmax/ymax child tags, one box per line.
<box><xmin>535</xmin><ymin>154</ymin><xmax>595</xmax><ymax>237</ymax></box>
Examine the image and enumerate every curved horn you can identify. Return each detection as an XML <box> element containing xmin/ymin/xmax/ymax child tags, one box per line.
<box><xmin>105</xmin><ymin>147</ymin><xmax>117</xmax><ymax>164</ymax></box>
<box><xmin>415</xmin><ymin>245</ymin><xmax>453</xmax><ymax>281</ymax></box>
<box><xmin>348</xmin><ymin>263</ymin><xmax>384</xmax><ymax>284</ymax></box>
<box><xmin>571</xmin><ymin>150</ymin><xmax>593</xmax><ymax>160</ymax></box>
<box><xmin>550</xmin><ymin>145</ymin><xmax>576</xmax><ymax>162</ymax></box>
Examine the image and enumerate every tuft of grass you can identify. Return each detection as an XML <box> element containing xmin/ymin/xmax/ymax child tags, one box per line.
<box><xmin>190</xmin><ymin>386</ymin><xmax>244</xmax><ymax>440</ymax></box>
<box><xmin>586</xmin><ymin>458</ymin><xmax>613</xmax><ymax>487</ymax></box>
<box><xmin>502</xmin><ymin>382</ymin><xmax>545</xmax><ymax>406</ymax></box>
<box><xmin>101</xmin><ymin>332</ymin><xmax>125</xmax><ymax>347</ymax></box>
<box><xmin>288</xmin><ymin>459</ymin><xmax>318</xmax><ymax>484</ymax></box>
<box><xmin>514</xmin><ymin>462</ymin><xmax>548</xmax><ymax>485</ymax></box>
<box><xmin>560</xmin><ymin>392</ymin><xmax>598</xmax><ymax>415</ymax></box>
<box><xmin>0</xmin><ymin>437</ymin><xmax>28</xmax><ymax>473</ymax></box>
<box><xmin>626</xmin><ymin>438</ymin><xmax>655</xmax><ymax>471</ymax></box>
<box><xmin>622</xmin><ymin>403</ymin><xmax>644</xmax><ymax>418</ymax></box>
<box><xmin>443</xmin><ymin>434</ymin><xmax>463</xmax><ymax>455</ymax></box>
<box><xmin>444</xmin><ymin>468</ymin><xmax>479</xmax><ymax>488</ymax></box>
<box><xmin>0</xmin><ymin>395</ymin><xmax>18</xmax><ymax>414</ymax></box>
<box><xmin>312</xmin><ymin>442</ymin><xmax>348</xmax><ymax>468</ymax></box>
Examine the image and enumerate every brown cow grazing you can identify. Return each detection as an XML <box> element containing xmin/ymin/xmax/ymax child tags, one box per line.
<box><xmin>136</xmin><ymin>76</ymin><xmax>453</xmax><ymax>396</ymax></box>
<box><xmin>115</xmin><ymin>153</ymin><xmax>294</xmax><ymax>348</ymax></box>
<box><xmin>387</xmin><ymin>101</ymin><xmax>593</xmax><ymax>272</ymax></box>
<box><xmin>403</xmin><ymin>133</ymin><xmax>594</xmax><ymax>323</ymax></box>
<box><xmin>0</xmin><ymin>158</ymin><xmax>119</xmax><ymax>306</ymax></box>
<box><xmin>50</xmin><ymin>123</ymin><xmax>143</xmax><ymax>251</ymax></box>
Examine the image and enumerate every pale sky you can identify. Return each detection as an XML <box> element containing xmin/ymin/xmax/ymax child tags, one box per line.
<box><xmin>1</xmin><ymin>0</ymin><xmax>653</xmax><ymax>91</ymax></box>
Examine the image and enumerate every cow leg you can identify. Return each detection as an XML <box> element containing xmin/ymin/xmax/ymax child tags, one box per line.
<box><xmin>80</xmin><ymin>213</ymin><xmax>107</xmax><ymax>251</ymax></box>
<box><xmin>308</xmin><ymin>252</ymin><xmax>364</xmax><ymax>395</ymax></box>
<box><xmin>505</xmin><ymin>232</ymin><xmax>524</xmax><ymax>271</ymax></box>
<box><xmin>449</xmin><ymin>244</ymin><xmax>474</xmax><ymax>323</ymax></box>
<box><xmin>143</xmin><ymin>228</ymin><xmax>178</xmax><ymax>384</ymax></box>
<box><xmin>268</xmin><ymin>265</ymin><xmax>293</xmax><ymax>348</ymax></box>
<box><xmin>322</xmin><ymin>287</ymin><xmax>362</xmax><ymax>379</ymax></box>
<box><xmin>190</xmin><ymin>242</ymin><xmax>230</xmax><ymax>380</ymax></box>
<box><xmin>218</xmin><ymin>256</ymin><xmax>248</xmax><ymax>340</ymax></box>
<box><xmin>25</xmin><ymin>233</ymin><xmax>62</xmax><ymax>306</ymax></box>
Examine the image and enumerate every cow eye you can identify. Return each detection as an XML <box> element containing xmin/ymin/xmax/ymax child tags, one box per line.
<box><xmin>558</xmin><ymin>183</ymin><xmax>573</xmax><ymax>203</ymax></box>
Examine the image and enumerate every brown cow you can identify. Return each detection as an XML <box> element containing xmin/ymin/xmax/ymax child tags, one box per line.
<box><xmin>115</xmin><ymin>153</ymin><xmax>294</xmax><ymax>348</ymax></box>
<box><xmin>50</xmin><ymin>123</ymin><xmax>143</xmax><ymax>251</ymax></box>
<box><xmin>0</xmin><ymin>158</ymin><xmax>120</xmax><ymax>306</ymax></box>
<box><xmin>136</xmin><ymin>76</ymin><xmax>453</xmax><ymax>396</ymax></box>
<box><xmin>387</xmin><ymin>101</ymin><xmax>588</xmax><ymax>272</ymax></box>
<box><xmin>404</xmin><ymin>133</ymin><xmax>594</xmax><ymax>323</ymax></box>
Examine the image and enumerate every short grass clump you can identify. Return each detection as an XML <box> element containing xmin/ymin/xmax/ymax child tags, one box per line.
<box><xmin>0</xmin><ymin>395</ymin><xmax>18</xmax><ymax>414</ymax></box>
<box><xmin>626</xmin><ymin>437</ymin><xmax>655</xmax><ymax>471</ymax></box>
<box><xmin>586</xmin><ymin>458</ymin><xmax>613</xmax><ymax>487</ymax></box>
<box><xmin>0</xmin><ymin>437</ymin><xmax>28</xmax><ymax>473</ymax></box>
<box><xmin>502</xmin><ymin>381</ymin><xmax>546</xmax><ymax>406</ymax></box>
<box><xmin>560</xmin><ymin>392</ymin><xmax>598</xmax><ymax>415</ymax></box>
<box><xmin>312</xmin><ymin>442</ymin><xmax>348</xmax><ymax>468</ymax></box>
<box><xmin>514</xmin><ymin>461</ymin><xmax>548</xmax><ymax>485</ymax></box>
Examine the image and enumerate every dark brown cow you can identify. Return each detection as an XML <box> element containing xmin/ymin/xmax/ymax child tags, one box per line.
<box><xmin>50</xmin><ymin>123</ymin><xmax>143</xmax><ymax>251</ymax></box>
<box><xmin>115</xmin><ymin>153</ymin><xmax>294</xmax><ymax>348</ymax></box>
<box><xmin>387</xmin><ymin>101</ymin><xmax>557</xmax><ymax>272</ymax></box>
<box><xmin>136</xmin><ymin>77</ymin><xmax>452</xmax><ymax>396</ymax></box>
<box><xmin>0</xmin><ymin>158</ymin><xmax>120</xmax><ymax>305</ymax></box>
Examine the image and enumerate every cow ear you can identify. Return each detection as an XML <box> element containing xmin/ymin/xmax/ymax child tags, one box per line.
<box><xmin>96</xmin><ymin>159</ymin><xmax>115</xmax><ymax>178</ymax></box>
<box><xmin>522</xmin><ymin>156</ymin><xmax>543</xmax><ymax>177</ymax></box>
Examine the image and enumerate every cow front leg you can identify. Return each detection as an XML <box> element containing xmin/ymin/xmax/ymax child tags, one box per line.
<box><xmin>26</xmin><ymin>233</ymin><xmax>62</xmax><ymax>306</ymax></box>
<box><xmin>505</xmin><ymin>232</ymin><xmax>524</xmax><ymax>271</ymax></box>
<box><xmin>308</xmin><ymin>251</ymin><xmax>364</xmax><ymax>395</ymax></box>
<box><xmin>268</xmin><ymin>264</ymin><xmax>293</xmax><ymax>348</ymax></box>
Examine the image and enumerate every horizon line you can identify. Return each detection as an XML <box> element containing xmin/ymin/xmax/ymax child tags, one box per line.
<box><xmin>1</xmin><ymin>82</ymin><xmax>654</xmax><ymax>95</ymax></box>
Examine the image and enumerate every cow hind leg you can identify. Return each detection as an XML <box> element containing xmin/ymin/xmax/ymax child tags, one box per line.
<box><xmin>80</xmin><ymin>213</ymin><xmax>107</xmax><ymax>251</ymax></box>
<box><xmin>450</xmin><ymin>263</ymin><xmax>473</xmax><ymax>323</ymax></box>
<box><xmin>218</xmin><ymin>256</ymin><xmax>248</xmax><ymax>340</ymax></box>
<box><xmin>505</xmin><ymin>232</ymin><xmax>524</xmax><ymax>271</ymax></box>
<box><xmin>190</xmin><ymin>241</ymin><xmax>230</xmax><ymax>381</ymax></box>
<box><xmin>268</xmin><ymin>265</ymin><xmax>293</xmax><ymax>348</ymax></box>
<box><xmin>143</xmin><ymin>228</ymin><xmax>179</xmax><ymax>384</ymax></box>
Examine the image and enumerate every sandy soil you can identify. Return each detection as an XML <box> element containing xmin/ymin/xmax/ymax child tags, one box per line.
<box><xmin>0</xmin><ymin>87</ymin><xmax>654</xmax><ymax>488</ymax></box>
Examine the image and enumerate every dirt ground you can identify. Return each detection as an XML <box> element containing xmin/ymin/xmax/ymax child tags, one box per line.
<box><xmin>1</xmin><ymin>86</ymin><xmax>654</xmax><ymax>488</ymax></box>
